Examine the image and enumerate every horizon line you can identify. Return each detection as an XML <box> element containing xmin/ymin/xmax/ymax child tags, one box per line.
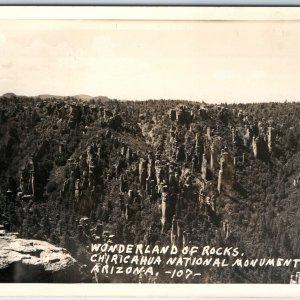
<box><xmin>1</xmin><ymin>92</ymin><xmax>300</xmax><ymax>104</ymax></box>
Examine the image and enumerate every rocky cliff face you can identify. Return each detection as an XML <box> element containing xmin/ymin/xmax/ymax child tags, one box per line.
<box><xmin>0</xmin><ymin>228</ymin><xmax>79</xmax><ymax>283</ymax></box>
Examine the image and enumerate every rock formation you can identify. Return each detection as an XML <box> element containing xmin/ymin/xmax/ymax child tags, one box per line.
<box><xmin>0</xmin><ymin>229</ymin><xmax>79</xmax><ymax>283</ymax></box>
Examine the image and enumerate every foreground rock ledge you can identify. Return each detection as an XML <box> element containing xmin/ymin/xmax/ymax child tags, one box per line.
<box><xmin>0</xmin><ymin>231</ymin><xmax>80</xmax><ymax>283</ymax></box>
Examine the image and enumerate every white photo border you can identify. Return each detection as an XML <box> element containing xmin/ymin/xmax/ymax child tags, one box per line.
<box><xmin>0</xmin><ymin>6</ymin><xmax>300</xmax><ymax>297</ymax></box>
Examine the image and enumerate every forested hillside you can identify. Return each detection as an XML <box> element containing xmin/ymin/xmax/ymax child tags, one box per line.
<box><xmin>1</xmin><ymin>94</ymin><xmax>300</xmax><ymax>283</ymax></box>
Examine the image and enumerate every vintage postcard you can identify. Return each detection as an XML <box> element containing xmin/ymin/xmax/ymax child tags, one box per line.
<box><xmin>0</xmin><ymin>6</ymin><xmax>300</xmax><ymax>297</ymax></box>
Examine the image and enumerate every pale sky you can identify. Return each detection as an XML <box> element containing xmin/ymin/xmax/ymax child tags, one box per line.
<box><xmin>1</xmin><ymin>19</ymin><xmax>300</xmax><ymax>103</ymax></box>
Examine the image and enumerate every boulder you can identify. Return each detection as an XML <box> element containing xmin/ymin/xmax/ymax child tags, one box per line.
<box><xmin>0</xmin><ymin>232</ymin><xmax>80</xmax><ymax>283</ymax></box>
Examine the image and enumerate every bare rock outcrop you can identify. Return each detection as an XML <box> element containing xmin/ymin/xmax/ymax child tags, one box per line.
<box><xmin>0</xmin><ymin>230</ymin><xmax>79</xmax><ymax>283</ymax></box>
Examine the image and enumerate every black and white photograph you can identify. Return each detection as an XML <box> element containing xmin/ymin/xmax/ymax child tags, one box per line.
<box><xmin>1</xmin><ymin>6</ymin><xmax>300</xmax><ymax>288</ymax></box>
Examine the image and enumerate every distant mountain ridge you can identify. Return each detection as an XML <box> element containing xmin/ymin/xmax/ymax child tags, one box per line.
<box><xmin>1</xmin><ymin>93</ymin><xmax>111</xmax><ymax>102</ymax></box>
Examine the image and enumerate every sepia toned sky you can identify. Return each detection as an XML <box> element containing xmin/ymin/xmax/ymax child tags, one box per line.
<box><xmin>1</xmin><ymin>19</ymin><xmax>300</xmax><ymax>102</ymax></box>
